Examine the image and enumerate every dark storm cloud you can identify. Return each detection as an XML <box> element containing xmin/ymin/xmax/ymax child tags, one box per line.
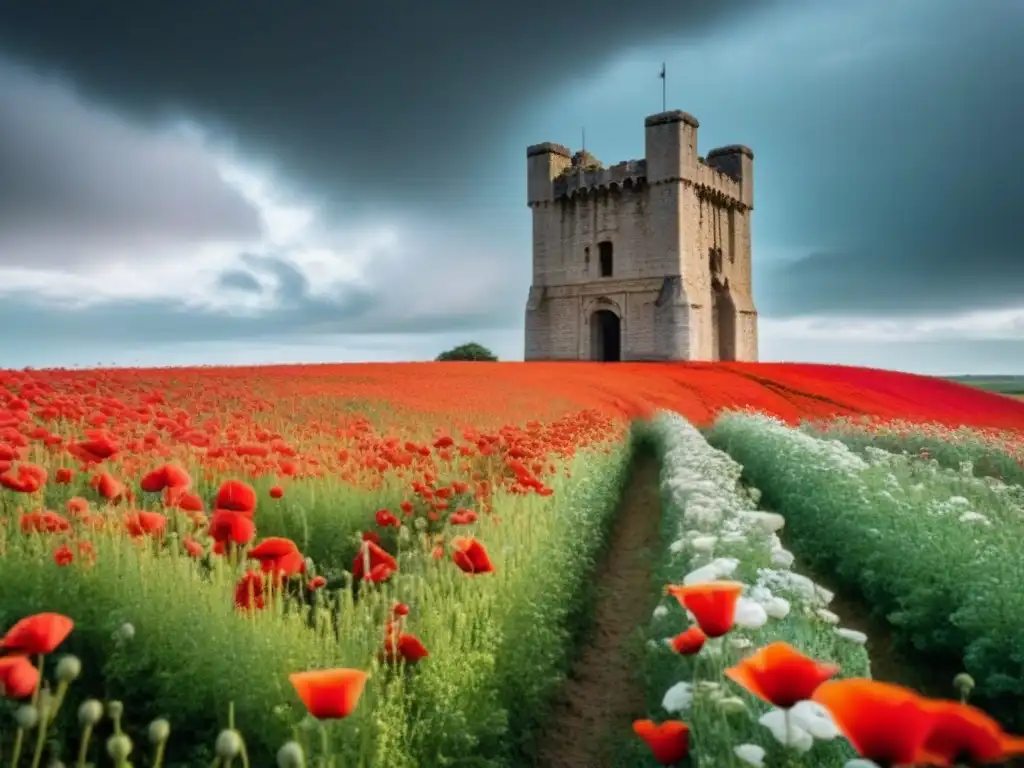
<box><xmin>0</xmin><ymin>0</ymin><xmax>779</xmax><ymax>214</ymax></box>
<box><xmin>0</xmin><ymin>58</ymin><xmax>263</xmax><ymax>266</ymax></box>
<box><xmin>748</xmin><ymin>0</ymin><xmax>1024</xmax><ymax>317</ymax></box>
<box><xmin>761</xmin><ymin>245</ymin><xmax>1024</xmax><ymax>318</ymax></box>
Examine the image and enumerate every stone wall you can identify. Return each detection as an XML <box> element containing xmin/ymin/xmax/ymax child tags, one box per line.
<box><xmin>525</xmin><ymin>110</ymin><xmax>758</xmax><ymax>362</ymax></box>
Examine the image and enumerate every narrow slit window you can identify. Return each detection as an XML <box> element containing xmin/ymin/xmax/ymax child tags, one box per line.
<box><xmin>598</xmin><ymin>241</ymin><xmax>613</xmax><ymax>277</ymax></box>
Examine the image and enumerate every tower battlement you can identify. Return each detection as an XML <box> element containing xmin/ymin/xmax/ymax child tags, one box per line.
<box><xmin>524</xmin><ymin>108</ymin><xmax>758</xmax><ymax>363</ymax></box>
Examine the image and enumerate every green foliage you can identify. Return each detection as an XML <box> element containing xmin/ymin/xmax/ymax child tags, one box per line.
<box><xmin>802</xmin><ymin>417</ymin><xmax>1024</xmax><ymax>488</ymax></box>
<box><xmin>710</xmin><ymin>411</ymin><xmax>1024</xmax><ymax>730</ymax></box>
<box><xmin>434</xmin><ymin>343</ymin><xmax>499</xmax><ymax>362</ymax></box>
<box><xmin>617</xmin><ymin>415</ymin><xmax>868</xmax><ymax>768</ymax></box>
<box><xmin>0</xmin><ymin>443</ymin><xmax>632</xmax><ymax>766</ymax></box>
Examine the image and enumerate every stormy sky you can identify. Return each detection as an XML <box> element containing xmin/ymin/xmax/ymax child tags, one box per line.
<box><xmin>0</xmin><ymin>0</ymin><xmax>1022</xmax><ymax>374</ymax></box>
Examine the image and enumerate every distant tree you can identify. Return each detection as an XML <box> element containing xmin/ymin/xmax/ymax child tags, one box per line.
<box><xmin>435</xmin><ymin>342</ymin><xmax>499</xmax><ymax>362</ymax></box>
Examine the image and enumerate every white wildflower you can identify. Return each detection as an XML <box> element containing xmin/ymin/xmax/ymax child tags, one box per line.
<box><xmin>691</xmin><ymin>535</ymin><xmax>718</xmax><ymax>552</ymax></box>
<box><xmin>661</xmin><ymin>681</ymin><xmax>693</xmax><ymax>714</ymax></box>
<box><xmin>765</xmin><ymin>596</ymin><xmax>791</xmax><ymax>619</ymax></box>
<box><xmin>789</xmin><ymin>700</ymin><xmax>840</xmax><ymax>740</ymax></box>
<box><xmin>758</xmin><ymin>708</ymin><xmax>814</xmax><ymax>753</ymax></box>
<box><xmin>835</xmin><ymin>627</ymin><xmax>868</xmax><ymax>645</ymax></box>
<box><xmin>734</xmin><ymin>598</ymin><xmax>769</xmax><ymax>629</ymax></box>
<box><xmin>733</xmin><ymin>743</ymin><xmax>766</xmax><ymax>767</ymax></box>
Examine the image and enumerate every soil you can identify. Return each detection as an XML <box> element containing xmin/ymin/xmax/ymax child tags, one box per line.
<box><xmin>535</xmin><ymin>455</ymin><xmax>662</xmax><ymax>768</ymax></box>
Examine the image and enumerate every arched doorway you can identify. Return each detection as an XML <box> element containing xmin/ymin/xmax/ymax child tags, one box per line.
<box><xmin>590</xmin><ymin>309</ymin><xmax>621</xmax><ymax>362</ymax></box>
<box><xmin>712</xmin><ymin>281</ymin><xmax>736</xmax><ymax>361</ymax></box>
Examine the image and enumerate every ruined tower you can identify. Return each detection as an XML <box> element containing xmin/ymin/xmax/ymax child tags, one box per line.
<box><xmin>524</xmin><ymin>110</ymin><xmax>758</xmax><ymax>362</ymax></box>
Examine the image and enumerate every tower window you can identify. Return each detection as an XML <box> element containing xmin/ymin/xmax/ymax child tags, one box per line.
<box><xmin>584</xmin><ymin>246</ymin><xmax>590</xmax><ymax>271</ymax></box>
<box><xmin>598</xmin><ymin>241</ymin><xmax>613</xmax><ymax>277</ymax></box>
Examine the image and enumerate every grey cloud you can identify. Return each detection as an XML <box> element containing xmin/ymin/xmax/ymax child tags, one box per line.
<box><xmin>758</xmin><ymin>244</ymin><xmax>1024</xmax><ymax>318</ymax></box>
<box><xmin>0</xmin><ymin>57</ymin><xmax>263</xmax><ymax>267</ymax></box>
<box><xmin>0</xmin><ymin>248</ymin><xmax>524</xmax><ymax>351</ymax></box>
<box><xmin>0</xmin><ymin>0</ymin><xmax>781</xmax><ymax>215</ymax></box>
<box><xmin>0</xmin><ymin>279</ymin><xmax>515</xmax><ymax>353</ymax></box>
<box><xmin>215</xmin><ymin>269</ymin><xmax>262</xmax><ymax>293</ymax></box>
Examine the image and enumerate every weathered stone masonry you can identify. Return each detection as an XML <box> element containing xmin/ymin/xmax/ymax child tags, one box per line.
<box><xmin>524</xmin><ymin>109</ymin><xmax>759</xmax><ymax>362</ymax></box>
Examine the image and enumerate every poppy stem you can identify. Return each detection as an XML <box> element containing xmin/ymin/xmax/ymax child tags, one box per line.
<box><xmin>75</xmin><ymin>723</ymin><xmax>93</xmax><ymax>768</ymax></box>
<box><xmin>318</xmin><ymin>723</ymin><xmax>330</xmax><ymax>767</ymax></box>
<box><xmin>10</xmin><ymin>728</ymin><xmax>24</xmax><ymax>768</ymax></box>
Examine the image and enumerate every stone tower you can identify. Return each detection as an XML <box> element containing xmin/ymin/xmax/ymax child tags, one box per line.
<box><xmin>524</xmin><ymin>109</ymin><xmax>758</xmax><ymax>362</ymax></box>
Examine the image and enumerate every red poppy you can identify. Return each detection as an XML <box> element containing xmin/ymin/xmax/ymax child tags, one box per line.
<box><xmin>918</xmin><ymin>698</ymin><xmax>1024</xmax><ymax>765</ymax></box>
<box><xmin>451</xmin><ymin>536</ymin><xmax>495</xmax><ymax>574</ymax></box>
<box><xmin>1</xmin><ymin>613</ymin><xmax>75</xmax><ymax>655</ymax></box>
<box><xmin>68</xmin><ymin>434</ymin><xmax>118</xmax><ymax>462</ymax></box>
<box><xmin>140</xmin><ymin>463</ymin><xmax>192</xmax><ymax>493</ymax></box>
<box><xmin>0</xmin><ymin>463</ymin><xmax>47</xmax><ymax>493</ymax></box>
<box><xmin>53</xmin><ymin>544</ymin><xmax>74</xmax><ymax>567</ymax></box>
<box><xmin>289</xmin><ymin>668</ymin><xmax>368</xmax><ymax>719</ymax></box>
<box><xmin>20</xmin><ymin>510</ymin><xmax>71</xmax><ymax>535</ymax></box>
<box><xmin>269</xmin><ymin>485</ymin><xmax>284</xmax><ymax>499</ymax></box>
<box><xmin>164</xmin><ymin>487</ymin><xmax>205</xmax><ymax>513</ymax></box>
<box><xmin>633</xmin><ymin>720</ymin><xmax>690</xmax><ymax>765</ymax></box>
<box><xmin>0</xmin><ymin>656</ymin><xmax>39</xmax><ymax>699</ymax></box>
<box><xmin>812</xmin><ymin>679</ymin><xmax>939</xmax><ymax>766</ymax></box>
<box><xmin>725</xmin><ymin>642</ymin><xmax>839</xmax><ymax>708</ymax></box>
<box><xmin>307</xmin><ymin>575</ymin><xmax>327</xmax><ymax>591</ymax></box>
<box><xmin>208</xmin><ymin>509</ymin><xmax>257</xmax><ymax>547</ymax></box>
<box><xmin>123</xmin><ymin>510</ymin><xmax>168</xmax><ymax>538</ymax></box>
<box><xmin>375</xmin><ymin>509</ymin><xmax>401</xmax><ymax>528</ymax></box>
<box><xmin>665</xmin><ymin>581</ymin><xmax>743</xmax><ymax>638</ymax></box>
<box><xmin>449</xmin><ymin>509</ymin><xmax>478</xmax><ymax>525</ymax></box>
<box><xmin>381</xmin><ymin>632</ymin><xmax>429</xmax><ymax>664</ymax></box>
<box><xmin>214</xmin><ymin>480</ymin><xmax>257</xmax><ymax>515</ymax></box>
<box><xmin>182</xmin><ymin>537</ymin><xmax>204</xmax><ymax>558</ymax></box>
<box><xmin>248</xmin><ymin>536</ymin><xmax>300</xmax><ymax>561</ymax></box>
<box><xmin>90</xmin><ymin>471</ymin><xmax>130</xmax><ymax>503</ymax></box>
<box><xmin>351</xmin><ymin>541</ymin><xmax>398</xmax><ymax>581</ymax></box>
<box><xmin>669</xmin><ymin>626</ymin><xmax>706</xmax><ymax>655</ymax></box>
<box><xmin>234</xmin><ymin>570</ymin><xmax>266</xmax><ymax>611</ymax></box>
<box><xmin>66</xmin><ymin>497</ymin><xmax>89</xmax><ymax>517</ymax></box>
<box><xmin>54</xmin><ymin>467</ymin><xmax>74</xmax><ymax>484</ymax></box>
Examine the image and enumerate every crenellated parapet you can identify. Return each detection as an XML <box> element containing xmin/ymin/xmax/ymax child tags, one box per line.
<box><xmin>552</xmin><ymin>159</ymin><xmax>648</xmax><ymax>199</ymax></box>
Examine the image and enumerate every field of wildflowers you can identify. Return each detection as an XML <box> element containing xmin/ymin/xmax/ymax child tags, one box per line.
<box><xmin>709</xmin><ymin>412</ymin><xmax>1024</xmax><ymax>730</ymax></box>
<box><xmin>2</xmin><ymin>362</ymin><xmax>1024</xmax><ymax>767</ymax></box>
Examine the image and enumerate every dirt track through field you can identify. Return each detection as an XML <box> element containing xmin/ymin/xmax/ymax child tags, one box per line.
<box><xmin>535</xmin><ymin>455</ymin><xmax>661</xmax><ymax>768</ymax></box>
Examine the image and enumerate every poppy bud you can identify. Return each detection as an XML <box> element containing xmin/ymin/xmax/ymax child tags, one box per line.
<box><xmin>717</xmin><ymin>696</ymin><xmax>748</xmax><ymax>715</ymax></box>
<box><xmin>276</xmin><ymin>740</ymin><xmax>306</xmax><ymax>768</ymax></box>
<box><xmin>78</xmin><ymin>699</ymin><xmax>103</xmax><ymax>727</ymax></box>
<box><xmin>56</xmin><ymin>654</ymin><xmax>82</xmax><ymax>683</ymax></box>
<box><xmin>148</xmin><ymin>718</ymin><xmax>170</xmax><ymax>744</ymax></box>
<box><xmin>15</xmin><ymin>704</ymin><xmax>39</xmax><ymax>730</ymax></box>
<box><xmin>215</xmin><ymin>729</ymin><xmax>243</xmax><ymax>759</ymax></box>
<box><xmin>106</xmin><ymin>733</ymin><xmax>133</xmax><ymax>761</ymax></box>
<box><xmin>953</xmin><ymin>672</ymin><xmax>975</xmax><ymax>699</ymax></box>
<box><xmin>106</xmin><ymin>701</ymin><xmax>124</xmax><ymax>721</ymax></box>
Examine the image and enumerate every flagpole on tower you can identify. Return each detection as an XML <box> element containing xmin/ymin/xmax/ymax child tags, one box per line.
<box><xmin>659</xmin><ymin>62</ymin><xmax>666</xmax><ymax>112</ymax></box>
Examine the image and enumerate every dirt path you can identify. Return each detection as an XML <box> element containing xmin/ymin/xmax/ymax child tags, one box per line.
<box><xmin>535</xmin><ymin>455</ymin><xmax>662</xmax><ymax>768</ymax></box>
